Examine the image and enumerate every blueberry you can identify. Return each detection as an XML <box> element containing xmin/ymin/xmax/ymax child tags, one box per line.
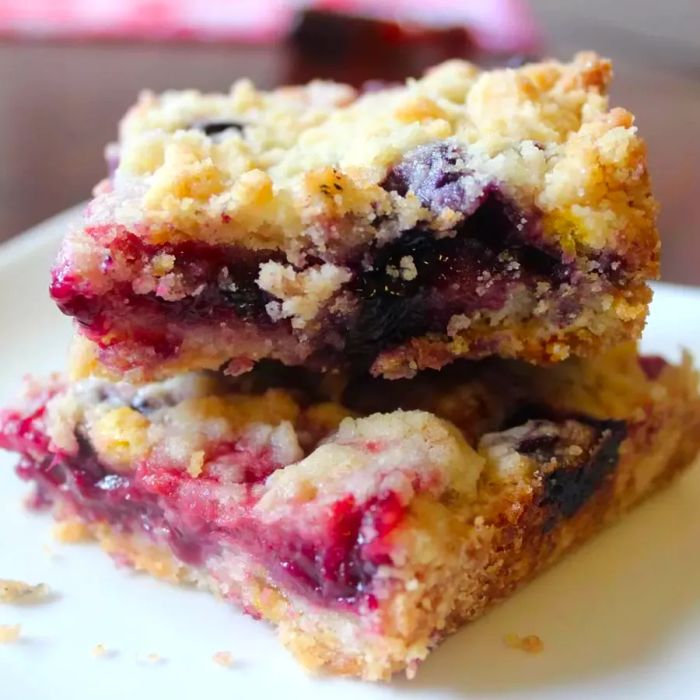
<box><xmin>347</xmin><ymin>294</ymin><xmax>429</xmax><ymax>358</ymax></box>
<box><xmin>510</xmin><ymin>416</ymin><xmax>627</xmax><ymax>528</ymax></box>
<box><xmin>218</xmin><ymin>284</ymin><xmax>271</xmax><ymax>321</ymax></box>
<box><xmin>191</xmin><ymin>120</ymin><xmax>245</xmax><ymax>137</ymax></box>
<box><xmin>382</xmin><ymin>141</ymin><xmax>486</xmax><ymax>217</ymax></box>
<box><xmin>347</xmin><ymin>229</ymin><xmax>440</xmax><ymax>358</ymax></box>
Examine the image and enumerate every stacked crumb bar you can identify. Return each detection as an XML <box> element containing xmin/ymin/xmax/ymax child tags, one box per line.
<box><xmin>2</xmin><ymin>53</ymin><xmax>699</xmax><ymax>680</ymax></box>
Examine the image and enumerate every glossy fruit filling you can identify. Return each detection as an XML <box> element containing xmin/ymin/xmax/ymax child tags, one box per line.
<box><xmin>1</xmin><ymin>380</ymin><xmax>634</xmax><ymax>616</ymax></box>
<box><xmin>50</xmin><ymin>190</ymin><xmax>619</xmax><ymax>372</ymax></box>
<box><xmin>51</xmin><ymin>235</ymin><xmax>289</xmax><ymax>360</ymax></box>
<box><xmin>1</xmin><ymin>403</ymin><xmax>406</xmax><ymax>610</ymax></box>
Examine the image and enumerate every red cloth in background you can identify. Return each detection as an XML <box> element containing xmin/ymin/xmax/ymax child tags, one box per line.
<box><xmin>0</xmin><ymin>0</ymin><xmax>293</xmax><ymax>41</ymax></box>
<box><xmin>0</xmin><ymin>0</ymin><xmax>539</xmax><ymax>53</ymax></box>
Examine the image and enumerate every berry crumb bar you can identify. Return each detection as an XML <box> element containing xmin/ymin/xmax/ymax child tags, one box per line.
<box><xmin>2</xmin><ymin>344</ymin><xmax>697</xmax><ymax>679</ymax></box>
<box><xmin>51</xmin><ymin>53</ymin><xmax>658</xmax><ymax>381</ymax></box>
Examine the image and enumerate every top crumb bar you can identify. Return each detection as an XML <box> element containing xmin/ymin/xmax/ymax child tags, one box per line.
<box><xmin>51</xmin><ymin>53</ymin><xmax>659</xmax><ymax>382</ymax></box>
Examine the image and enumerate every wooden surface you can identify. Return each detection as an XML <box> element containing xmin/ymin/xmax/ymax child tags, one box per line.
<box><xmin>0</xmin><ymin>3</ymin><xmax>698</xmax><ymax>282</ymax></box>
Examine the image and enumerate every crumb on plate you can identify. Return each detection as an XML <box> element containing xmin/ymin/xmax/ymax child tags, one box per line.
<box><xmin>0</xmin><ymin>579</ymin><xmax>49</xmax><ymax>604</ymax></box>
<box><xmin>0</xmin><ymin>624</ymin><xmax>21</xmax><ymax>643</ymax></box>
<box><xmin>405</xmin><ymin>659</ymin><xmax>419</xmax><ymax>680</ymax></box>
<box><xmin>52</xmin><ymin>520</ymin><xmax>92</xmax><ymax>543</ymax></box>
<box><xmin>91</xmin><ymin>643</ymin><xmax>110</xmax><ymax>658</ymax></box>
<box><xmin>504</xmin><ymin>633</ymin><xmax>544</xmax><ymax>653</ymax></box>
<box><xmin>212</xmin><ymin>650</ymin><xmax>234</xmax><ymax>667</ymax></box>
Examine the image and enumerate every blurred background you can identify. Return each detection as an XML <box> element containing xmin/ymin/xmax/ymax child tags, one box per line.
<box><xmin>0</xmin><ymin>0</ymin><xmax>697</xmax><ymax>282</ymax></box>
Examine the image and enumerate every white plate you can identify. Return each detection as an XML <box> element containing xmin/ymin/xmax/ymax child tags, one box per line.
<box><xmin>1</xmin><ymin>208</ymin><xmax>699</xmax><ymax>700</ymax></box>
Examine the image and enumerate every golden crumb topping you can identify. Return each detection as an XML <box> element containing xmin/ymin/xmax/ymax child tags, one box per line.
<box><xmin>47</xmin><ymin>374</ymin><xmax>304</xmax><ymax>472</ymax></box>
<box><xmin>84</xmin><ymin>53</ymin><xmax>655</xmax><ymax>260</ymax></box>
<box><xmin>256</xmin><ymin>411</ymin><xmax>483</xmax><ymax>518</ymax></box>
<box><xmin>90</xmin><ymin>407</ymin><xmax>150</xmax><ymax>470</ymax></box>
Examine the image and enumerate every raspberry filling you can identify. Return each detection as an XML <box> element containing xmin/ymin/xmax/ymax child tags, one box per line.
<box><xmin>0</xmin><ymin>408</ymin><xmax>405</xmax><ymax>610</ymax></box>
<box><xmin>638</xmin><ymin>355</ymin><xmax>668</xmax><ymax>380</ymax></box>
<box><xmin>51</xmin><ymin>236</ymin><xmax>288</xmax><ymax>360</ymax></box>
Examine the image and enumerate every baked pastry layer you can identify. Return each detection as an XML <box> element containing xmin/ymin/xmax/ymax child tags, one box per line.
<box><xmin>2</xmin><ymin>345</ymin><xmax>695</xmax><ymax>679</ymax></box>
<box><xmin>51</xmin><ymin>54</ymin><xmax>658</xmax><ymax>381</ymax></box>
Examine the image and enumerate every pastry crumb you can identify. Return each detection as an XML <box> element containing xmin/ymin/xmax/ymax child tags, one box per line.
<box><xmin>138</xmin><ymin>652</ymin><xmax>165</xmax><ymax>664</ymax></box>
<box><xmin>0</xmin><ymin>624</ymin><xmax>21</xmax><ymax>643</ymax></box>
<box><xmin>0</xmin><ymin>579</ymin><xmax>49</xmax><ymax>604</ymax></box>
<box><xmin>187</xmin><ymin>450</ymin><xmax>205</xmax><ymax>478</ymax></box>
<box><xmin>91</xmin><ymin>643</ymin><xmax>111</xmax><ymax>658</ymax></box>
<box><xmin>212</xmin><ymin>650</ymin><xmax>234</xmax><ymax>667</ymax></box>
<box><xmin>504</xmin><ymin>633</ymin><xmax>544</xmax><ymax>653</ymax></box>
<box><xmin>52</xmin><ymin>520</ymin><xmax>91</xmax><ymax>543</ymax></box>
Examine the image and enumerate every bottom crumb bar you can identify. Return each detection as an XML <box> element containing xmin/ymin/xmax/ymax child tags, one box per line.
<box><xmin>1</xmin><ymin>344</ymin><xmax>698</xmax><ymax>680</ymax></box>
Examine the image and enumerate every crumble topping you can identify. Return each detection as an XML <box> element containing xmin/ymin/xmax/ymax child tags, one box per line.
<box><xmin>256</xmin><ymin>411</ymin><xmax>483</xmax><ymax>518</ymax></box>
<box><xmin>0</xmin><ymin>579</ymin><xmax>49</xmax><ymax>604</ymax></box>
<box><xmin>187</xmin><ymin>450</ymin><xmax>205</xmax><ymax>478</ymax></box>
<box><xmin>258</xmin><ymin>261</ymin><xmax>352</xmax><ymax>328</ymax></box>
<box><xmin>96</xmin><ymin>53</ymin><xmax>655</xmax><ymax>257</ymax></box>
<box><xmin>47</xmin><ymin>379</ymin><xmax>304</xmax><ymax>471</ymax></box>
<box><xmin>479</xmin><ymin>429</ymin><xmax>530</xmax><ymax>478</ymax></box>
<box><xmin>43</xmin><ymin>341</ymin><xmax>677</xmax><ymax>489</ymax></box>
<box><xmin>386</xmin><ymin>255</ymin><xmax>418</xmax><ymax>282</ymax></box>
<box><xmin>90</xmin><ymin>407</ymin><xmax>150</xmax><ymax>470</ymax></box>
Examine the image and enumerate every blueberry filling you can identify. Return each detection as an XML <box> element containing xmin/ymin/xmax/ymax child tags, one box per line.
<box><xmin>517</xmin><ymin>416</ymin><xmax>627</xmax><ymax>530</ymax></box>
<box><xmin>346</xmin><ymin>191</ymin><xmax>569</xmax><ymax>359</ymax></box>
<box><xmin>148</xmin><ymin>239</ymin><xmax>279</xmax><ymax>323</ymax></box>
